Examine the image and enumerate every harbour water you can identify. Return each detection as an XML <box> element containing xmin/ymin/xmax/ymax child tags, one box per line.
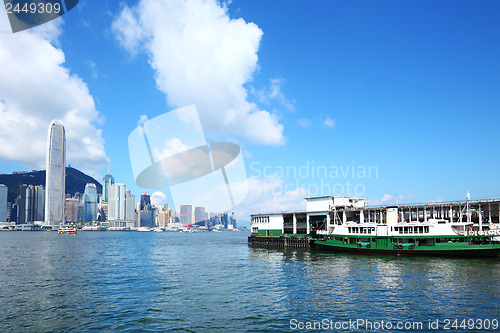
<box><xmin>1</xmin><ymin>231</ymin><xmax>499</xmax><ymax>332</ymax></box>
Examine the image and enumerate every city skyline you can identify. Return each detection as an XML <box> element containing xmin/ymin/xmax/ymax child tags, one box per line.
<box><xmin>0</xmin><ymin>1</ymin><xmax>499</xmax><ymax>226</ymax></box>
<box><xmin>0</xmin><ymin>167</ymin><xmax>238</xmax><ymax>229</ymax></box>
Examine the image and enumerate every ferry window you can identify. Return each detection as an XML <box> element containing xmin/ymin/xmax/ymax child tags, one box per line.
<box><xmin>416</xmin><ymin>238</ymin><xmax>435</xmax><ymax>246</ymax></box>
<box><xmin>424</xmin><ymin>226</ymin><xmax>429</xmax><ymax>233</ymax></box>
<box><xmin>436</xmin><ymin>238</ymin><xmax>452</xmax><ymax>243</ymax></box>
<box><xmin>404</xmin><ymin>227</ymin><xmax>408</xmax><ymax>234</ymax></box>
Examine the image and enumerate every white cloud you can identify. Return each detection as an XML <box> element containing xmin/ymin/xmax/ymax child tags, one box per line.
<box><xmin>368</xmin><ymin>193</ymin><xmax>414</xmax><ymax>206</ymax></box>
<box><xmin>254</xmin><ymin>78</ymin><xmax>295</xmax><ymax>111</ymax></box>
<box><xmin>0</xmin><ymin>15</ymin><xmax>109</xmax><ymax>177</ymax></box>
<box><xmin>323</xmin><ymin>115</ymin><xmax>335</xmax><ymax>128</ymax></box>
<box><xmin>369</xmin><ymin>194</ymin><xmax>394</xmax><ymax>206</ymax></box>
<box><xmin>297</xmin><ymin>118</ymin><xmax>312</xmax><ymax>128</ymax></box>
<box><xmin>232</xmin><ymin>175</ymin><xmax>308</xmax><ymax>224</ymax></box>
<box><xmin>153</xmin><ymin>138</ymin><xmax>190</xmax><ymax>160</ymax></box>
<box><xmin>112</xmin><ymin>0</ymin><xmax>285</xmax><ymax>145</ymax></box>
<box><xmin>151</xmin><ymin>191</ymin><xmax>167</xmax><ymax>206</ymax></box>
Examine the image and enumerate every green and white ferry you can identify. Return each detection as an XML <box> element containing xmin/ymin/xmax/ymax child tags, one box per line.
<box><xmin>250</xmin><ymin>193</ymin><xmax>500</xmax><ymax>257</ymax></box>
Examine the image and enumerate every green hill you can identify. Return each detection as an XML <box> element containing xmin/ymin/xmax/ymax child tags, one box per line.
<box><xmin>0</xmin><ymin>167</ymin><xmax>102</xmax><ymax>203</ymax></box>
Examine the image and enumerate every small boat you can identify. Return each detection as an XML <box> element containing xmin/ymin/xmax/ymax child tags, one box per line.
<box><xmin>58</xmin><ymin>226</ymin><xmax>77</xmax><ymax>235</ymax></box>
<box><xmin>137</xmin><ymin>227</ymin><xmax>152</xmax><ymax>232</ymax></box>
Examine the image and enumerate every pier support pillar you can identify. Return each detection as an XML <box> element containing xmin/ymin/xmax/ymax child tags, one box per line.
<box><xmin>489</xmin><ymin>204</ymin><xmax>492</xmax><ymax>224</ymax></box>
<box><xmin>479</xmin><ymin>204</ymin><xmax>482</xmax><ymax>230</ymax></box>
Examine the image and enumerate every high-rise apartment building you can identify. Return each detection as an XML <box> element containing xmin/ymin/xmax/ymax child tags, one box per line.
<box><xmin>45</xmin><ymin>120</ymin><xmax>66</xmax><ymax>225</ymax></box>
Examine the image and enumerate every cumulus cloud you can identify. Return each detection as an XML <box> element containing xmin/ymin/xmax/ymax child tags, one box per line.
<box><xmin>0</xmin><ymin>14</ymin><xmax>108</xmax><ymax>177</ymax></box>
<box><xmin>112</xmin><ymin>0</ymin><xmax>285</xmax><ymax>145</ymax></box>
<box><xmin>151</xmin><ymin>191</ymin><xmax>167</xmax><ymax>207</ymax></box>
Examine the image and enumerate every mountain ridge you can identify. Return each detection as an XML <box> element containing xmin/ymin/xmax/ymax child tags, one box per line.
<box><xmin>0</xmin><ymin>167</ymin><xmax>102</xmax><ymax>203</ymax></box>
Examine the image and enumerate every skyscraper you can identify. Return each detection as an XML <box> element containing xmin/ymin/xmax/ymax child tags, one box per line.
<box><xmin>34</xmin><ymin>185</ymin><xmax>45</xmax><ymax>222</ymax></box>
<box><xmin>65</xmin><ymin>198</ymin><xmax>79</xmax><ymax>223</ymax></box>
<box><xmin>109</xmin><ymin>183</ymin><xmax>126</xmax><ymax>222</ymax></box>
<box><xmin>140</xmin><ymin>192</ymin><xmax>151</xmax><ymax>211</ymax></box>
<box><xmin>83</xmin><ymin>183</ymin><xmax>98</xmax><ymax>223</ymax></box>
<box><xmin>45</xmin><ymin>120</ymin><xmax>66</xmax><ymax>225</ymax></box>
<box><xmin>194</xmin><ymin>207</ymin><xmax>206</xmax><ymax>225</ymax></box>
<box><xmin>18</xmin><ymin>185</ymin><xmax>45</xmax><ymax>224</ymax></box>
<box><xmin>0</xmin><ymin>184</ymin><xmax>7</xmax><ymax>222</ymax></box>
<box><xmin>102</xmin><ymin>169</ymin><xmax>115</xmax><ymax>203</ymax></box>
<box><xmin>125</xmin><ymin>190</ymin><xmax>136</xmax><ymax>227</ymax></box>
<box><xmin>180</xmin><ymin>205</ymin><xmax>192</xmax><ymax>226</ymax></box>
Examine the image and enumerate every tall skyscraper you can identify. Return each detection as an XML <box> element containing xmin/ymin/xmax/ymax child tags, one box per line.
<box><xmin>45</xmin><ymin>120</ymin><xmax>66</xmax><ymax>225</ymax></box>
<box><xmin>102</xmin><ymin>169</ymin><xmax>115</xmax><ymax>203</ymax></box>
<box><xmin>194</xmin><ymin>207</ymin><xmax>206</xmax><ymax>225</ymax></box>
<box><xmin>34</xmin><ymin>185</ymin><xmax>45</xmax><ymax>222</ymax></box>
<box><xmin>19</xmin><ymin>185</ymin><xmax>45</xmax><ymax>224</ymax></box>
<box><xmin>83</xmin><ymin>183</ymin><xmax>98</xmax><ymax>223</ymax></box>
<box><xmin>109</xmin><ymin>183</ymin><xmax>126</xmax><ymax>222</ymax></box>
<box><xmin>140</xmin><ymin>192</ymin><xmax>151</xmax><ymax>211</ymax></box>
<box><xmin>0</xmin><ymin>184</ymin><xmax>7</xmax><ymax>222</ymax></box>
<box><xmin>180</xmin><ymin>205</ymin><xmax>192</xmax><ymax>226</ymax></box>
<box><xmin>125</xmin><ymin>190</ymin><xmax>136</xmax><ymax>227</ymax></box>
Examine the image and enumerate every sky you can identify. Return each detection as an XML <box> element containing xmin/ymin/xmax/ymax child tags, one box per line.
<box><xmin>0</xmin><ymin>0</ymin><xmax>499</xmax><ymax>225</ymax></box>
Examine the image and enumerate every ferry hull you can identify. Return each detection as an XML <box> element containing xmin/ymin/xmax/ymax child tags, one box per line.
<box><xmin>313</xmin><ymin>241</ymin><xmax>500</xmax><ymax>257</ymax></box>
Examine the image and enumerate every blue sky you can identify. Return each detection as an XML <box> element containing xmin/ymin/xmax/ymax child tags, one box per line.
<box><xmin>0</xmin><ymin>0</ymin><xmax>499</xmax><ymax>223</ymax></box>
